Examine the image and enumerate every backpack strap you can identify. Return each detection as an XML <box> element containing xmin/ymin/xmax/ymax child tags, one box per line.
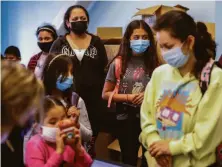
<box><xmin>108</xmin><ymin>56</ymin><xmax>122</xmax><ymax>108</ymax></box>
<box><xmin>200</xmin><ymin>58</ymin><xmax>215</xmax><ymax>94</ymax></box>
<box><xmin>71</xmin><ymin>92</ymin><xmax>80</xmax><ymax>107</ymax></box>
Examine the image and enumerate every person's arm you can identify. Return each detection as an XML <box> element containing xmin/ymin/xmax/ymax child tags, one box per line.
<box><xmin>27</xmin><ymin>55</ymin><xmax>37</xmax><ymax>72</ymax></box>
<box><xmin>96</xmin><ymin>37</ymin><xmax>108</xmax><ymax>75</ymax></box>
<box><xmin>168</xmin><ymin>80</ymin><xmax>222</xmax><ymax>158</ymax></box>
<box><xmin>73</xmin><ymin>146</ymin><xmax>93</xmax><ymax>167</ymax></box>
<box><xmin>102</xmin><ymin>62</ymin><xmax>138</xmax><ymax>103</ymax></box>
<box><xmin>25</xmin><ymin>138</ymin><xmax>63</xmax><ymax>167</ymax></box>
<box><xmin>139</xmin><ymin>70</ymin><xmax>161</xmax><ymax>150</ymax></box>
<box><xmin>77</xmin><ymin>98</ymin><xmax>93</xmax><ymax>142</ymax></box>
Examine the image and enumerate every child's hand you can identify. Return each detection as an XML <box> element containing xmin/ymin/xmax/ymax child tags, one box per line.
<box><xmin>56</xmin><ymin>129</ymin><xmax>66</xmax><ymax>154</ymax></box>
<box><xmin>156</xmin><ymin>155</ymin><xmax>172</xmax><ymax>167</ymax></box>
<box><xmin>68</xmin><ymin>106</ymin><xmax>80</xmax><ymax>128</ymax></box>
<box><xmin>68</xmin><ymin>106</ymin><xmax>80</xmax><ymax>117</ymax></box>
<box><xmin>69</xmin><ymin>127</ymin><xmax>84</xmax><ymax>156</ymax></box>
<box><xmin>132</xmin><ymin>92</ymin><xmax>144</xmax><ymax>105</ymax></box>
<box><xmin>128</xmin><ymin>94</ymin><xmax>140</xmax><ymax>103</ymax></box>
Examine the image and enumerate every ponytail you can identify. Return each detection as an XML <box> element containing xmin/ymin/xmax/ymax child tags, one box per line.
<box><xmin>193</xmin><ymin>22</ymin><xmax>217</xmax><ymax>78</ymax></box>
<box><xmin>196</xmin><ymin>22</ymin><xmax>216</xmax><ymax>58</ymax></box>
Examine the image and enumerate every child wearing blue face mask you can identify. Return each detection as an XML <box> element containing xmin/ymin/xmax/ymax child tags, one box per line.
<box><xmin>42</xmin><ymin>54</ymin><xmax>92</xmax><ymax>144</ymax></box>
<box><xmin>102</xmin><ymin>20</ymin><xmax>159</xmax><ymax>166</ymax></box>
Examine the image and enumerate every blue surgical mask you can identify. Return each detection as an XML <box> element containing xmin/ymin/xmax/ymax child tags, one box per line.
<box><xmin>130</xmin><ymin>40</ymin><xmax>150</xmax><ymax>54</ymax></box>
<box><xmin>162</xmin><ymin>46</ymin><xmax>189</xmax><ymax>68</ymax></box>
<box><xmin>56</xmin><ymin>75</ymin><xmax>73</xmax><ymax>91</ymax></box>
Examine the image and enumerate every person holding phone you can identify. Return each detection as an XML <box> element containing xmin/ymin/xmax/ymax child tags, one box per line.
<box><xmin>25</xmin><ymin>96</ymin><xmax>92</xmax><ymax>167</ymax></box>
<box><xmin>42</xmin><ymin>53</ymin><xmax>92</xmax><ymax>142</ymax></box>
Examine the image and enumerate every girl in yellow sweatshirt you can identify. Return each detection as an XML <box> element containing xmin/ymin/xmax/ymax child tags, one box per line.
<box><xmin>140</xmin><ymin>11</ymin><xmax>222</xmax><ymax>167</ymax></box>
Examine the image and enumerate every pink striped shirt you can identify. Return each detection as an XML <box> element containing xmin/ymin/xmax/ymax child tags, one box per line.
<box><xmin>25</xmin><ymin>135</ymin><xmax>92</xmax><ymax>167</ymax></box>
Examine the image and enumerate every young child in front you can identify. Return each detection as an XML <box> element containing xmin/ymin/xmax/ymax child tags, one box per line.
<box><xmin>25</xmin><ymin>96</ymin><xmax>92</xmax><ymax>167</ymax></box>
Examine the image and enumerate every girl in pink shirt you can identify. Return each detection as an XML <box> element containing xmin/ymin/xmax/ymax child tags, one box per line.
<box><xmin>25</xmin><ymin>96</ymin><xmax>92</xmax><ymax>167</ymax></box>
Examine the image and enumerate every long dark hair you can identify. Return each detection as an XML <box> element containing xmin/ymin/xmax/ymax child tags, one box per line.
<box><xmin>153</xmin><ymin>10</ymin><xmax>216</xmax><ymax>79</ymax></box>
<box><xmin>111</xmin><ymin>20</ymin><xmax>158</xmax><ymax>77</ymax></box>
<box><xmin>42</xmin><ymin>54</ymin><xmax>74</xmax><ymax>95</ymax></box>
<box><xmin>63</xmin><ymin>5</ymin><xmax>90</xmax><ymax>32</ymax></box>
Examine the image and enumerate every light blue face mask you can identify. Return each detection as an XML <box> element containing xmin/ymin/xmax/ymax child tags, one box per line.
<box><xmin>130</xmin><ymin>40</ymin><xmax>150</xmax><ymax>54</ymax></box>
<box><xmin>56</xmin><ymin>75</ymin><xmax>73</xmax><ymax>91</ymax></box>
<box><xmin>162</xmin><ymin>46</ymin><xmax>189</xmax><ymax>68</ymax></box>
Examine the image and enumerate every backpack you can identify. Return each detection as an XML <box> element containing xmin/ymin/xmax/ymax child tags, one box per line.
<box><xmin>108</xmin><ymin>56</ymin><xmax>122</xmax><ymax>108</ymax></box>
<box><xmin>199</xmin><ymin>58</ymin><xmax>222</xmax><ymax>167</ymax></box>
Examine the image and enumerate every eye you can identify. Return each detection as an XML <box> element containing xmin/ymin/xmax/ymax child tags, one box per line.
<box><xmin>45</xmin><ymin>37</ymin><xmax>50</xmax><ymax>41</ymax></box>
<box><xmin>71</xmin><ymin>17</ymin><xmax>78</xmax><ymax>22</ymax></box>
<box><xmin>38</xmin><ymin>37</ymin><xmax>43</xmax><ymax>42</ymax></box>
<box><xmin>133</xmin><ymin>36</ymin><xmax>139</xmax><ymax>40</ymax></box>
<box><xmin>142</xmin><ymin>36</ymin><xmax>149</xmax><ymax>40</ymax></box>
<box><xmin>49</xmin><ymin>121</ymin><xmax>57</xmax><ymax>125</ymax></box>
<box><xmin>80</xmin><ymin>16</ymin><xmax>87</xmax><ymax>21</ymax></box>
<box><xmin>165</xmin><ymin>45</ymin><xmax>174</xmax><ymax>50</ymax></box>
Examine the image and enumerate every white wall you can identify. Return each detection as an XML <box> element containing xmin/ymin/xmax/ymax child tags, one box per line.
<box><xmin>1</xmin><ymin>1</ymin><xmax>217</xmax><ymax>65</ymax></box>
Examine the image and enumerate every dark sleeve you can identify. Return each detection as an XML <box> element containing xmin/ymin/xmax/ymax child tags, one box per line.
<box><xmin>27</xmin><ymin>55</ymin><xmax>37</xmax><ymax>72</ymax></box>
<box><xmin>49</xmin><ymin>38</ymin><xmax>63</xmax><ymax>55</ymax></box>
<box><xmin>105</xmin><ymin>61</ymin><xmax>116</xmax><ymax>83</ymax></box>
<box><xmin>96</xmin><ymin>37</ymin><xmax>108</xmax><ymax>73</ymax></box>
<box><xmin>27</xmin><ymin>56</ymin><xmax>34</xmax><ymax>72</ymax></box>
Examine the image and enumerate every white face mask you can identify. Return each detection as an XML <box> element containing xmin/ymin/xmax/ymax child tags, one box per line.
<box><xmin>41</xmin><ymin>126</ymin><xmax>58</xmax><ymax>143</ymax></box>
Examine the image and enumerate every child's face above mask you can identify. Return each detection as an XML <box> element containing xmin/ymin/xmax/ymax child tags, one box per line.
<box><xmin>43</xmin><ymin>106</ymin><xmax>66</xmax><ymax>128</ymax></box>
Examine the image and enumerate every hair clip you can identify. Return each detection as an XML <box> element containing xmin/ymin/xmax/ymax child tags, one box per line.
<box><xmin>47</xmin><ymin>54</ymin><xmax>66</xmax><ymax>70</ymax></box>
<box><xmin>38</xmin><ymin>27</ymin><xmax>56</xmax><ymax>34</ymax></box>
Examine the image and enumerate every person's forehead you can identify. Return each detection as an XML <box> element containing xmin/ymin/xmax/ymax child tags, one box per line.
<box><xmin>156</xmin><ymin>30</ymin><xmax>179</xmax><ymax>44</ymax></box>
<box><xmin>38</xmin><ymin>31</ymin><xmax>52</xmax><ymax>37</ymax></box>
<box><xmin>5</xmin><ymin>54</ymin><xmax>16</xmax><ymax>57</ymax></box>
<box><xmin>132</xmin><ymin>28</ymin><xmax>148</xmax><ymax>35</ymax></box>
<box><xmin>70</xmin><ymin>8</ymin><xmax>87</xmax><ymax>17</ymax></box>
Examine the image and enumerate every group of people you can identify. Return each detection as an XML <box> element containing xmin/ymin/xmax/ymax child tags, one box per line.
<box><xmin>1</xmin><ymin>4</ymin><xmax>222</xmax><ymax>167</ymax></box>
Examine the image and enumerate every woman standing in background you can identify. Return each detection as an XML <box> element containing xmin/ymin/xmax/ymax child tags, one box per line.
<box><xmin>28</xmin><ymin>23</ymin><xmax>58</xmax><ymax>80</ymax></box>
<box><xmin>50</xmin><ymin>5</ymin><xmax>108</xmax><ymax>157</ymax></box>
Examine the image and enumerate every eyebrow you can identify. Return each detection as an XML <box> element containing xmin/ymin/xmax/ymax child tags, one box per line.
<box><xmin>48</xmin><ymin>118</ymin><xmax>58</xmax><ymax>121</ymax></box>
<box><xmin>160</xmin><ymin>43</ymin><xmax>174</xmax><ymax>48</ymax></box>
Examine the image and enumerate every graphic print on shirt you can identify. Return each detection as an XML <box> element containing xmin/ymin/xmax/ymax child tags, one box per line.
<box><xmin>62</xmin><ymin>45</ymin><xmax>98</xmax><ymax>59</ymax></box>
<box><xmin>122</xmin><ymin>82</ymin><xmax>128</xmax><ymax>94</ymax></box>
<box><xmin>84</xmin><ymin>46</ymin><xmax>98</xmax><ymax>59</ymax></box>
<box><xmin>62</xmin><ymin>45</ymin><xmax>76</xmax><ymax>57</ymax></box>
<box><xmin>156</xmin><ymin>82</ymin><xmax>196</xmax><ymax>140</ymax></box>
<box><xmin>133</xmin><ymin>67</ymin><xmax>145</xmax><ymax>80</ymax></box>
<box><xmin>123</xmin><ymin>68</ymin><xmax>131</xmax><ymax>79</ymax></box>
<box><xmin>132</xmin><ymin>82</ymin><xmax>144</xmax><ymax>94</ymax></box>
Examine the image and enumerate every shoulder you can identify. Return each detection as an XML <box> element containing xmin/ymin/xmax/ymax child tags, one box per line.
<box><xmin>53</xmin><ymin>35</ymin><xmax>67</xmax><ymax>45</ymax></box>
<box><xmin>210</xmin><ymin>65</ymin><xmax>222</xmax><ymax>86</ymax></box>
<box><xmin>88</xmin><ymin>33</ymin><xmax>103</xmax><ymax>45</ymax></box>
<box><xmin>152</xmin><ymin>64</ymin><xmax>173</xmax><ymax>76</ymax></box>
<box><xmin>30</xmin><ymin>52</ymin><xmax>42</xmax><ymax>61</ymax></box>
<box><xmin>26</xmin><ymin>134</ymin><xmax>44</xmax><ymax>149</ymax></box>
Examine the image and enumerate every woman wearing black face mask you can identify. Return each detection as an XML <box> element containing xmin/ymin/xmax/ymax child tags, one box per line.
<box><xmin>50</xmin><ymin>5</ymin><xmax>108</xmax><ymax>158</ymax></box>
<box><xmin>28</xmin><ymin>23</ymin><xmax>58</xmax><ymax>79</ymax></box>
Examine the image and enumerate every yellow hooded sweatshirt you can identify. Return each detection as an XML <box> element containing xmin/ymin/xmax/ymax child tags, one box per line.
<box><xmin>139</xmin><ymin>64</ymin><xmax>222</xmax><ymax>167</ymax></box>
